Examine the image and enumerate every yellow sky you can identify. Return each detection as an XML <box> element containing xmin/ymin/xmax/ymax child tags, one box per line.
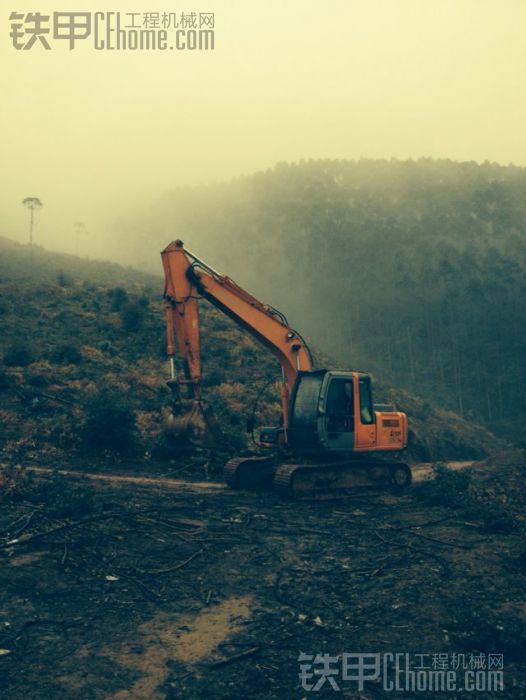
<box><xmin>1</xmin><ymin>0</ymin><xmax>525</xmax><ymax>255</ymax></box>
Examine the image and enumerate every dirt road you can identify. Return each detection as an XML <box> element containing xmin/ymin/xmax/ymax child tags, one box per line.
<box><xmin>24</xmin><ymin>460</ymin><xmax>477</xmax><ymax>493</ymax></box>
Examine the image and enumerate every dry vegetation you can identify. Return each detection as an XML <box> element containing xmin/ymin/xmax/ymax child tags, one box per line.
<box><xmin>0</xmin><ymin>236</ymin><xmax>495</xmax><ymax>471</ymax></box>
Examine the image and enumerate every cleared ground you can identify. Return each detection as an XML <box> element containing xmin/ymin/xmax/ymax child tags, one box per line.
<box><xmin>0</xmin><ymin>459</ymin><xmax>524</xmax><ymax>699</ymax></box>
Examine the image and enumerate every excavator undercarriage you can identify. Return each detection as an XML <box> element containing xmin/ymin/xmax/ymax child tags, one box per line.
<box><xmin>224</xmin><ymin>454</ymin><xmax>412</xmax><ymax>499</ymax></box>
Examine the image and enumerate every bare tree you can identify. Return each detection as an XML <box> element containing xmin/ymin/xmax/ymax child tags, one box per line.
<box><xmin>74</xmin><ymin>221</ymin><xmax>88</xmax><ymax>256</ymax></box>
<box><xmin>22</xmin><ymin>197</ymin><xmax>43</xmax><ymax>260</ymax></box>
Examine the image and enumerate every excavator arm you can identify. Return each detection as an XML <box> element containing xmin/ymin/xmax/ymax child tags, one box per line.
<box><xmin>161</xmin><ymin>240</ymin><xmax>313</xmax><ymax>435</ymax></box>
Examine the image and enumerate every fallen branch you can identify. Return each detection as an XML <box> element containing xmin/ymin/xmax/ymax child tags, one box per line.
<box><xmin>0</xmin><ymin>512</ymin><xmax>126</xmax><ymax>550</ymax></box>
<box><xmin>136</xmin><ymin>514</ymin><xmax>204</xmax><ymax>533</ymax></box>
<box><xmin>209</xmin><ymin>646</ymin><xmax>259</xmax><ymax>668</ymax></box>
<box><xmin>0</xmin><ymin>511</ymin><xmax>37</xmax><ymax>538</ymax></box>
<box><xmin>383</xmin><ymin>524</ymin><xmax>475</xmax><ymax>549</ymax></box>
<box><xmin>143</xmin><ymin>547</ymin><xmax>205</xmax><ymax>575</ymax></box>
<box><xmin>113</xmin><ymin>571</ymin><xmax>161</xmax><ymax>601</ymax></box>
<box><xmin>374</xmin><ymin>531</ymin><xmax>451</xmax><ymax>577</ymax></box>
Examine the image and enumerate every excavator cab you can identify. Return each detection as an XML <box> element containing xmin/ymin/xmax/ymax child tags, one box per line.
<box><xmin>261</xmin><ymin>370</ymin><xmax>407</xmax><ymax>455</ymax></box>
<box><xmin>320</xmin><ymin>372</ymin><xmax>360</xmax><ymax>451</ymax></box>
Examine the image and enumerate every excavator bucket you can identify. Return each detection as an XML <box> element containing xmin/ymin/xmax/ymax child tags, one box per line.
<box><xmin>164</xmin><ymin>391</ymin><xmax>224</xmax><ymax>449</ymax></box>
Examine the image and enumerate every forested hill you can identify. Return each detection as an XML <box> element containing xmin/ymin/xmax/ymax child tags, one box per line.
<box><xmin>0</xmin><ymin>236</ymin><xmax>496</xmax><ymax>466</ymax></box>
<box><xmin>118</xmin><ymin>158</ymin><xmax>526</xmax><ymax>443</ymax></box>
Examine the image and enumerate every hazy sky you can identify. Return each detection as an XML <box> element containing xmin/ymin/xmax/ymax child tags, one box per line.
<box><xmin>1</xmin><ymin>0</ymin><xmax>525</xmax><ymax>256</ymax></box>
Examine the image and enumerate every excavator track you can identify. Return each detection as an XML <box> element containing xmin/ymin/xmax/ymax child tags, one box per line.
<box><xmin>224</xmin><ymin>456</ymin><xmax>276</xmax><ymax>489</ymax></box>
<box><xmin>274</xmin><ymin>461</ymin><xmax>412</xmax><ymax>499</ymax></box>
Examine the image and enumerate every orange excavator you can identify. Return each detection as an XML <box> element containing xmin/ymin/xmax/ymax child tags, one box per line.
<box><xmin>161</xmin><ymin>240</ymin><xmax>411</xmax><ymax>498</ymax></box>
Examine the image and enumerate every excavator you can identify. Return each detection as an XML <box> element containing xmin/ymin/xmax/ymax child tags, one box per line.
<box><xmin>161</xmin><ymin>240</ymin><xmax>411</xmax><ymax>498</ymax></box>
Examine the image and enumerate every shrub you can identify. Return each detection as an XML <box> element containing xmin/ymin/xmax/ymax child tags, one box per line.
<box><xmin>3</xmin><ymin>343</ymin><xmax>34</xmax><ymax>367</ymax></box>
<box><xmin>202</xmin><ymin>369</ymin><xmax>223</xmax><ymax>387</ymax></box>
<box><xmin>418</xmin><ymin>464</ymin><xmax>518</xmax><ymax>533</ymax></box>
<box><xmin>26</xmin><ymin>372</ymin><xmax>48</xmax><ymax>388</ymax></box>
<box><xmin>0</xmin><ymin>464</ymin><xmax>32</xmax><ymax>502</ymax></box>
<box><xmin>49</xmin><ymin>343</ymin><xmax>82</xmax><ymax>365</ymax></box>
<box><xmin>465</xmin><ymin>501</ymin><xmax>517</xmax><ymax>534</ymax></box>
<box><xmin>98</xmin><ymin>340</ymin><xmax>118</xmax><ymax>357</ymax></box>
<box><xmin>56</xmin><ymin>270</ymin><xmax>73</xmax><ymax>287</ymax></box>
<box><xmin>417</xmin><ymin>463</ymin><xmax>471</xmax><ymax>508</ymax></box>
<box><xmin>108</xmin><ymin>287</ymin><xmax>128</xmax><ymax>311</ymax></box>
<box><xmin>81</xmin><ymin>390</ymin><xmax>136</xmax><ymax>452</ymax></box>
<box><xmin>0</xmin><ymin>368</ymin><xmax>10</xmax><ymax>391</ymax></box>
<box><xmin>82</xmin><ymin>280</ymin><xmax>97</xmax><ymax>293</ymax></box>
<box><xmin>121</xmin><ymin>300</ymin><xmax>145</xmax><ymax>331</ymax></box>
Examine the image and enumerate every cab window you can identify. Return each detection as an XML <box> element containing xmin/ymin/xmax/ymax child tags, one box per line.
<box><xmin>325</xmin><ymin>378</ymin><xmax>354</xmax><ymax>434</ymax></box>
<box><xmin>359</xmin><ymin>377</ymin><xmax>375</xmax><ymax>424</ymax></box>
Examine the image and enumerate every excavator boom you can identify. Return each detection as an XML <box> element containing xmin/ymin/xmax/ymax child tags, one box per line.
<box><xmin>162</xmin><ymin>239</ymin><xmax>313</xmax><ymax>433</ymax></box>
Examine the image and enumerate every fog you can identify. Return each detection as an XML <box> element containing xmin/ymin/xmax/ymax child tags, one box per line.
<box><xmin>1</xmin><ymin>0</ymin><xmax>525</xmax><ymax>262</ymax></box>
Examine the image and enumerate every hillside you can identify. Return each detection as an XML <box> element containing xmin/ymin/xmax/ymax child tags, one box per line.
<box><xmin>114</xmin><ymin>158</ymin><xmax>526</xmax><ymax>444</ymax></box>
<box><xmin>2</xmin><ymin>238</ymin><xmax>526</xmax><ymax>700</ymax></box>
<box><xmin>0</xmin><ymin>236</ymin><xmax>495</xmax><ymax>470</ymax></box>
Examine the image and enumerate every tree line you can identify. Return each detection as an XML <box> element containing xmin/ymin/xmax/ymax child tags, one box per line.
<box><xmin>118</xmin><ymin>158</ymin><xmax>526</xmax><ymax>442</ymax></box>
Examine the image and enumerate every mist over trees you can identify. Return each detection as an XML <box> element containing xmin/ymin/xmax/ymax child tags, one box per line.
<box><xmin>116</xmin><ymin>158</ymin><xmax>526</xmax><ymax>442</ymax></box>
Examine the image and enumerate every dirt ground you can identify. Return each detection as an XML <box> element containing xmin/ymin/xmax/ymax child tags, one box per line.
<box><xmin>0</xmin><ymin>461</ymin><xmax>525</xmax><ymax>699</ymax></box>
